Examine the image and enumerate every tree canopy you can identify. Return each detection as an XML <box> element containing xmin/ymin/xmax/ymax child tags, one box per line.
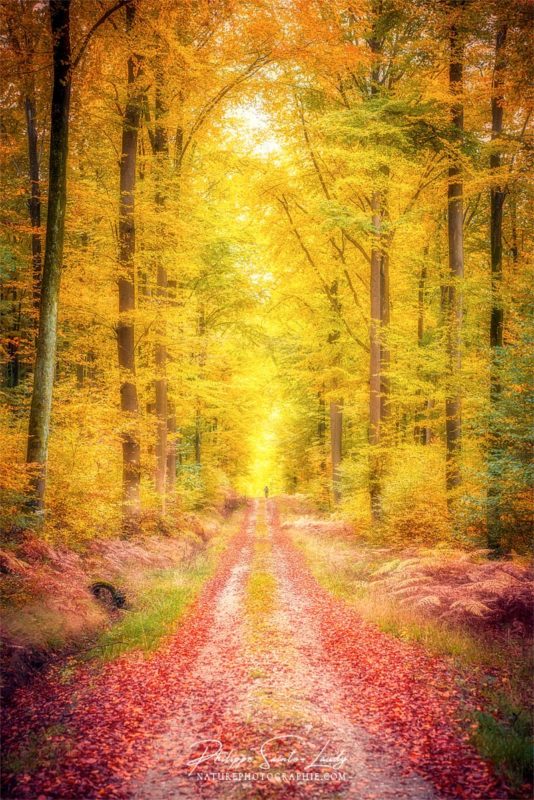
<box><xmin>0</xmin><ymin>0</ymin><xmax>532</xmax><ymax>552</ymax></box>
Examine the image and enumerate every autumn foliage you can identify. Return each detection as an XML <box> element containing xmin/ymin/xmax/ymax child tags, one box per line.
<box><xmin>0</xmin><ymin>0</ymin><xmax>532</xmax><ymax>795</ymax></box>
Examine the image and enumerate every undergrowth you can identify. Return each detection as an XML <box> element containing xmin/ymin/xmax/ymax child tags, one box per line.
<box><xmin>88</xmin><ymin>557</ymin><xmax>212</xmax><ymax>660</ymax></box>
<box><xmin>289</xmin><ymin>520</ymin><xmax>534</xmax><ymax>792</ymax></box>
<box><xmin>87</xmin><ymin>509</ymin><xmax>244</xmax><ymax>661</ymax></box>
<box><xmin>473</xmin><ymin>707</ymin><xmax>533</xmax><ymax>790</ymax></box>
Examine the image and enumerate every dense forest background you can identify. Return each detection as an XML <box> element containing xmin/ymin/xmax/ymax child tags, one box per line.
<box><xmin>0</xmin><ymin>0</ymin><xmax>532</xmax><ymax>553</ymax></box>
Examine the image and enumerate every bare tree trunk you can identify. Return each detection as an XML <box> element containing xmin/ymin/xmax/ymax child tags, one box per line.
<box><xmin>117</xmin><ymin>3</ymin><xmax>142</xmax><ymax>522</ymax></box>
<box><xmin>330</xmin><ymin>400</ymin><xmax>343</xmax><ymax>503</ymax></box>
<box><xmin>487</xmin><ymin>24</ymin><xmax>508</xmax><ymax>553</ymax></box>
<box><xmin>26</xmin><ymin>0</ymin><xmax>71</xmax><ymax>508</ymax></box>
<box><xmin>445</xmin><ymin>18</ymin><xmax>464</xmax><ymax>506</ymax></box>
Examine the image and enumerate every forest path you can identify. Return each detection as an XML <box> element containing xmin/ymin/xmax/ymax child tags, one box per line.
<box><xmin>3</xmin><ymin>500</ymin><xmax>506</xmax><ymax>799</ymax></box>
<box><xmin>131</xmin><ymin>499</ymin><xmax>435</xmax><ymax>799</ymax></box>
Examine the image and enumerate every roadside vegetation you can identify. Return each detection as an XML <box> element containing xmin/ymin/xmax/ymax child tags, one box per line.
<box><xmin>280</xmin><ymin>501</ymin><xmax>533</xmax><ymax>793</ymax></box>
<box><xmin>90</xmin><ymin>509</ymin><xmax>245</xmax><ymax>661</ymax></box>
<box><xmin>0</xmin><ymin>504</ymin><xmax>245</xmax><ymax>696</ymax></box>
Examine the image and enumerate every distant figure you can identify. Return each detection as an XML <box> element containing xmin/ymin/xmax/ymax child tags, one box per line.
<box><xmin>264</xmin><ymin>485</ymin><xmax>269</xmax><ymax>499</ymax></box>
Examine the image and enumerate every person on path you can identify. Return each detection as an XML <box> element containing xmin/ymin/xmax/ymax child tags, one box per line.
<box><xmin>264</xmin><ymin>485</ymin><xmax>269</xmax><ymax>499</ymax></box>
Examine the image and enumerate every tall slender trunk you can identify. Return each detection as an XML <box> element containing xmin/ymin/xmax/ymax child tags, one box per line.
<box><xmin>194</xmin><ymin>412</ymin><xmax>202</xmax><ymax>466</ymax></box>
<box><xmin>154</xmin><ymin>262</ymin><xmax>168</xmax><ymax>503</ymax></box>
<box><xmin>369</xmin><ymin>189</ymin><xmax>388</xmax><ymax>521</ymax></box>
<box><xmin>380</xmin><ymin>247</ymin><xmax>390</xmax><ymax>422</ymax></box>
<box><xmin>166</xmin><ymin>276</ymin><xmax>179</xmax><ymax>489</ymax></box>
<box><xmin>330</xmin><ymin>400</ymin><xmax>343</xmax><ymax>503</ymax></box>
<box><xmin>194</xmin><ymin>303</ymin><xmax>206</xmax><ymax>468</ymax></box>
<box><xmin>415</xmin><ymin>252</ymin><xmax>433</xmax><ymax>444</ymax></box>
<box><xmin>153</xmin><ymin>66</ymin><xmax>169</xmax><ymax>507</ymax></box>
<box><xmin>445</xmin><ymin>17</ymin><xmax>464</xmax><ymax>505</ymax></box>
<box><xmin>368</xmin><ymin>17</ymin><xmax>390</xmax><ymax>523</ymax></box>
<box><xmin>165</xmin><ymin>116</ymin><xmax>184</xmax><ymax>491</ymax></box>
<box><xmin>26</xmin><ymin>0</ymin><xmax>71</xmax><ymax>508</ymax></box>
<box><xmin>167</xmin><ymin>405</ymin><xmax>177</xmax><ymax>486</ymax></box>
<box><xmin>418</xmin><ymin>263</ymin><xmax>426</xmax><ymax>347</ymax></box>
<box><xmin>317</xmin><ymin>388</ymin><xmax>326</xmax><ymax>475</ymax></box>
<box><xmin>25</xmin><ymin>95</ymin><xmax>42</xmax><ymax>316</ymax></box>
<box><xmin>415</xmin><ymin>261</ymin><xmax>426</xmax><ymax>443</ymax></box>
<box><xmin>487</xmin><ymin>24</ymin><xmax>508</xmax><ymax>553</ymax></box>
<box><xmin>489</xmin><ymin>27</ymin><xmax>507</xmax><ymax>357</ymax></box>
<box><xmin>326</xmin><ymin>282</ymin><xmax>344</xmax><ymax>505</ymax></box>
<box><xmin>117</xmin><ymin>3</ymin><xmax>142</xmax><ymax>522</ymax></box>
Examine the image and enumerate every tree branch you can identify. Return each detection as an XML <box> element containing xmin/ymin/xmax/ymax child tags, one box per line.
<box><xmin>278</xmin><ymin>196</ymin><xmax>368</xmax><ymax>352</ymax></box>
<box><xmin>178</xmin><ymin>53</ymin><xmax>271</xmax><ymax>167</ymax></box>
<box><xmin>71</xmin><ymin>0</ymin><xmax>134</xmax><ymax>71</ymax></box>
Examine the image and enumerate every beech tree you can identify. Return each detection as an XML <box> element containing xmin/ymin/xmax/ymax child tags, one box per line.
<box><xmin>486</xmin><ymin>22</ymin><xmax>507</xmax><ymax>553</ymax></box>
<box><xmin>444</xmin><ymin>1</ymin><xmax>465</xmax><ymax>510</ymax></box>
<box><xmin>25</xmin><ymin>0</ymin><xmax>132</xmax><ymax>510</ymax></box>
<box><xmin>117</xmin><ymin>2</ymin><xmax>142</xmax><ymax>522</ymax></box>
<box><xmin>25</xmin><ymin>0</ymin><xmax>72</xmax><ymax>507</ymax></box>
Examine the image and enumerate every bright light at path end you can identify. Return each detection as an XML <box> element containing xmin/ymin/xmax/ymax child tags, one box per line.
<box><xmin>240</xmin><ymin>404</ymin><xmax>282</xmax><ymax>496</ymax></box>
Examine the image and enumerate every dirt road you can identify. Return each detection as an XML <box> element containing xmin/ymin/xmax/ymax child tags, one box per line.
<box><xmin>2</xmin><ymin>500</ymin><xmax>506</xmax><ymax>799</ymax></box>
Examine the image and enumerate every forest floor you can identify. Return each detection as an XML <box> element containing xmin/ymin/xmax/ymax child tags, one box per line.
<box><xmin>1</xmin><ymin>500</ymin><xmax>527</xmax><ymax>799</ymax></box>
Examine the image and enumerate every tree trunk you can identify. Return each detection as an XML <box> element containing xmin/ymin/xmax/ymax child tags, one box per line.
<box><xmin>154</xmin><ymin>265</ymin><xmax>168</xmax><ymax>502</ymax></box>
<box><xmin>380</xmin><ymin>248</ymin><xmax>390</xmax><ymax>423</ymax></box>
<box><xmin>445</xmin><ymin>18</ymin><xmax>464</xmax><ymax>505</ymax></box>
<box><xmin>489</xmin><ymin>31</ymin><xmax>507</xmax><ymax>356</ymax></box>
<box><xmin>25</xmin><ymin>95</ymin><xmax>42</xmax><ymax>315</ymax></box>
<box><xmin>153</xmin><ymin>65</ymin><xmax>169</xmax><ymax>508</ymax></box>
<box><xmin>167</xmin><ymin>404</ymin><xmax>177</xmax><ymax>486</ymax></box>
<box><xmin>415</xmin><ymin>255</ymin><xmax>433</xmax><ymax>444</ymax></box>
<box><xmin>166</xmin><ymin>277</ymin><xmax>178</xmax><ymax>489</ymax></box>
<box><xmin>330</xmin><ymin>400</ymin><xmax>343</xmax><ymax>503</ymax></box>
<box><xmin>317</xmin><ymin>388</ymin><xmax>326</xmax><ymax>474</ymax></box>
<box><xmin>117</xmin><ymin>3</ymin><xmax>142</xmax><ymax>522</ymax></box>
<box><xmin>367</xmin><ymin>19</ymin><xmax>390</xmax><ymax>523</ymax></box>
<box><xmin>369</xmin><ymin>190</ymin><xmax>386</xmax><ymax>522</ymax></box>
<box><xmin>26</xmin><ymin>0</ymin><xmax>71</xmax><ymax>508</ymax></box>
<box><xmin>415</xmin><ymin>261</ymin><xmax>426</xmax><ymax>443</ymax></box>
<box><xmin>487</xmin><ymin>24</ymin><xmax>508</xmax><ymax>553</ymax></box>
<box><xmin>194</xmin><ymin>411</ymin><xmax>202</xmax><ymax>466</ymax></box>
<box><xmin>5</xmin><ymin>294</ymin><xmax>22</xmax><ymax>389</ymax></box>
<box><xmin>194</xmin><ymin>303</ymin><xmax>206</xmax><ymax>469</ymax></box>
